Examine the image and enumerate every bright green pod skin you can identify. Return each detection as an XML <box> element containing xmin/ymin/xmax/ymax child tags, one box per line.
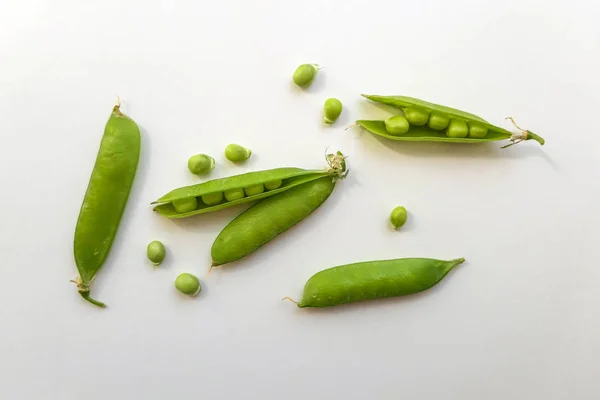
<box><xmin>427</xmin><ymin>111</ymin><xmax>450</xmax><ymax>130</ymax></box>
<box><xmin>384</xmin><ymin>115</ymin><xmax>410</xmax><ymax>135</ymax></box>
<box><xmin>265</xmin><ymin>179</ymin><xmax>283</xmax><ymax>190</ymax></box>
<box><xmin>173</xmin><ymin>197</ymin><xmax>198</xmax><ymax>213</ymax></box>
<box><xmin>290</xmin><ymin>257</ymin><xmax>465</xmax><ymax>308</ymax></box>
<box><xmin>404</xmin><ymin>106</ymin><xmax>430</xmax><ymax>126</ymax></box>
<box><xmin>293</xmin><ymin>64</ymin><xmax>319</xmax><ymax>88</ymax></box>
<box><xmin>73</xmin><ymin>103</ymin><xmax>141</xmax><ymax>308</ymax></box>
<box><xmin>468</xmin><ymin>121</ymin><xmax>488</xmax><ymax>138</ymax></box>
<box><xmin>446</xmin><ymin>119</ymin><xmax>469</xmax><ymax>138</ymax></box>
<box><xmin>224</xmin><ymin>188</ymin><xmax>245</xmax><ymax>201</ymax></box>
<box><xmin>201</xmin><ymin>192</ymin><xmax>224</xmax><ymax>206</ymax></box>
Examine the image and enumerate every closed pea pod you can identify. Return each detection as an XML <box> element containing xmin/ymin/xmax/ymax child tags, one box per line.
<box><xmin>284</xmin><ymin>257</ymin><xmax>465</xmax><ymax>308</ymax></box>
<box><xmin>72</xmin><ymin>100</ymin><xmax>141</xmax><ymax>307</ymax></box>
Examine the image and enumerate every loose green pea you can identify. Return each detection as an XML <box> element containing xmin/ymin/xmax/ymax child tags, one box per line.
<box><xmin>175</xmin><ymin>272</ymin><xmax>201</xmax><ymax>296</ymax></box>
<box><xmin>245</xmin><ymin>183</ymin><xmax>265</xmax><ymax>196</ymax></box>
<box><xmin>427</xmin><ymin>111</ymin><xmax>450</xmax><ymax>130</ymax></box>
<box><xmin>146</xmin><ymin>240</ymin><xmax>166</xmax><ymax>266</ymax></box>
<box><xmin>173</xmin><ymin>197</ymin><xmax>198</xmax><ymax>213</ymax></box>
<box><xmin>404</xmin><ymin>106</ymin><xmax>430</xmax><ymax>126</ymax></box>
<box><xmin>293</xmin><ymin>63</ymin><xmax>319</xmax><ymax>88</ymax></box>
<box><xmin>390</xmin><ymin>206</ymin><xmax>408</xmax><ymax>229</ymax></box>
<box><xmin>384</xmin><ymin>115</ymin><xmax>410</xmax><ymax>135</ymax></box>
<box><xmin>468</xmin><ymin>121</ymin><xmax>488</xmax><ymax>138</ymax></box>
<box><xmin>446</xmin><ymin>119</ymin><xmax>469</xmax><ymax>138</ymax></box>
<box><xmin>187</xmin><ymin>154</ymin><xmax>215</xmax><ymax>175</ymax></box>
<box><xmin>323</xmin><ymin>98</ymin><xmax>343</xmax><ymax>124</ymax></box>
<box><xmin>224</xmin><ymin>188</ymin><xmax>245</xmax><ymax>202</ymax></box>
<box><xmin>225</xmin><ymin>144</ymin><xmax>252</xmax><ymax>162</ymax></box>
<box><xmin>201</xmin><ymin>192</ymin><xmax>223</xmax><ymax>206</ymax></box>
<box><xmin>264</xmin><ymin>179</ymin><xmax>283</xmax><ymax>190</ymax></box>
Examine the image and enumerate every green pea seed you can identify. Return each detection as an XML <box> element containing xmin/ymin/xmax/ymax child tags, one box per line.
<box><xmin>390</xmin><ymin>206</ymin><xmax>408</xmax><ymax>229</ymax></box>
<box><xmin>293</xmin><ymin>63</ymin><xmax>319</xmax><ymax>88</ymax></box>
<box><xmin>404</xmin><ymin>106</ymin><xmax>430</xmax><ymax>126</ymax></box>
<box><xmin>264</xmin><ymin>179</ymin><xmax>283</xmax><ymax>190</ymax></box>
<box><xmin>384</xmin><ymin>115</ymin><xmax>410</xmax><ymax>135</ymax></box>
<box><xmin>225</xmin><ymin>144</ymin><xmax>252</xmax><ymax>162</ymax></box>
<box><xmin>244</xmin><ymin>183</ymin><xmax>265</xmax><ymax>196</ymax></box>
<box><xmin>446</xmin><ymin>119</ymin><xmax>469</xmax><ymax>138</ymax></box>
<box><xmin>201</xmin><ymin>192</ymin><xmax>223</xmax><ymax>206</ymax></box>
<box><xmin>146</xmin><ymin>240</ymin><xmax>166</xmax><ymax>266</ymax></box>
<box><xmin>427</xmin><ymin>111</ymin><xmax>450</xmax><ymax>130</ymax></box>
<box><xmin>175</xmin><ymin>272</ymin><xmax>201</xmax><ymax>296</ymax></box>
<box><xmin>224</xmin><ymin>188</ymin><xmax>245</xmax><ymax>202</ymax></box>
<box><xmin>187</xmin><ymin>154</ymin><xmax>215</xmax><ymax>175</ymax></box>
<box><xmin>468</xmin><ymin>121</ymin><xmax>488</xmax><ymax>138</ymax></box>
<box><xmin>173</xmin><ymin>197</ymin><xmax>198</xmax><ymax>213</ymax></box>
<box><xmin>323</xmin><ymin>98</ymin><xmax>343</xmax><ymax>124</ymax></box>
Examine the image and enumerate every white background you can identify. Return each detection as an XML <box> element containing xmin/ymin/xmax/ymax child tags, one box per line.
<box><xmin>1</xmin><ymin>1</ymin><xmax>599</xmax><ymax>399</ymax></box>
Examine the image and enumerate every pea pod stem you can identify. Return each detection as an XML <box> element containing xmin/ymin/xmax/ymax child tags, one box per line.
<box><xmin>70</xmin><ymin>278</ymin><xmax>106</xmax><ymax>308</ymax></box>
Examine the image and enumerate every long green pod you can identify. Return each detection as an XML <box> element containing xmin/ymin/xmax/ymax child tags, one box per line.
<box><xmin>73</xmin><ymin>102</ymin><xmax>141</xmax><ymax>308</ymax></box>
<box><xmin>286</xmin><ymin>257</ymin><xmax>465</xmax><ymax>308</ymax></box>
<box><xmin>211</xmin><ymin>152</ymin><xmax>347</xmax><ymax>266</ymax></box>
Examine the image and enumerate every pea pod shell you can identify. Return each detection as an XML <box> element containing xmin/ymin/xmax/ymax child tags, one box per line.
<box><xmin>295</xmin><ymin>257</ymin><xmax>465</xmax><ymax>308</ymax></box>
<box><xmin>211</xmin><ymin>176</ymin><xmax>337</xmax><ymax>266</ymax></box>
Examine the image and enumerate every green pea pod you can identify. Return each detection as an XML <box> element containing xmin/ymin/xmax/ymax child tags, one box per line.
<box><xmin>358</xmin><ymin>94</ymin><xmax>544</xmax><ymax>147</ymax></box>
<box><xmin>285</xmin><ymin>257</ymin><xmax>465</xmax><ymax>308</ymax></box>
<box><xmin>72</xmin><ymin>102</ymin><xmax>141</xmax><ymax>308</ymax></box>
<box><xmin>211</xmin><ymin>152</ymin><xmax>348</xmax><ymax>267</ymax></box>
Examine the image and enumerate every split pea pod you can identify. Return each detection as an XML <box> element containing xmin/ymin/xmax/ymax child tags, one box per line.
<box><xmin>210</xmin><ymin>152</ymin><xmax>348</xmax><ymax>267</ymax></box>
<box><xmin>152</xmin><ymin>157</ymin><xmax>343</xmax><ymax>219</ymax></box>
<box><xmin>72</xmin><ymin>101</ymin><xmax>141</xmax><ymax>308</ymax></box>
<box><xmin>355</xmin><ymin>94</ymin><xmax>544</xmax><ymax>148</ymax></box>
<box><xmin>284</xmin><ymin>257</ymin><xmax>465</xmax><ymax>308</ymax></box>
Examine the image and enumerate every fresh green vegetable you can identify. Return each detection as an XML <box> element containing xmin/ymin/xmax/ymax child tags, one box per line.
<box><xmin>187</xmin><ymin>154</ymin><xmax>215</xmax><ymax>175</ymax></box>
<box><xmin>404</xmin><ymin>106</ymin><xmax>429</xmax><ymax>126</ymax></box>
<box><xmin>147</xmin><ymin>240</ymin><xmax>166</xmax><ymax>266</ymax></box>
<box><xmin>172</xmin><ymin>197</ymin><xmax>198</xmax><ymax>213</ymax></box>
<box><xmin>284</xmin><ymin>257</ymin><xmax>465</xmax><ymax>308</ymax></box>
<box><xmin>244</xmin><ymin>183</ymin><xmax>265</xmax><ymax>197</ymax></box>
<box><xmin>224</xmin><ymin>188</ymin><xmax>245</xmax><ymax>201</ymax></box>
<box><xmin>390</xmin><ymin>206</ymin><xmax>408</xmax><ymax>229</ymax></box>
<box><xmin>225</xmin><ymin>144</ymin><xmax>252</xmax><ymax>162</ymax></box>
<box><xmin>201</xmin><ymin>192</ymin><xmax>223</xmax><ymax>206</ymax></box>
<box><xmin>293</xmin><ymin>63</ymin><xmax>319</xmax><ymax>88</ymax></box>
<box><xmin>72</xmin><ymin>100</ymin><xmax>141</xmax><ymax>308</ymax></box>
<box><xmin>175</xmin><ymin>273</ymin><xmax>201</xmax><ymax>296</ymax></box>
<box><xmin>264</xmin><ymin>179</ymin><xmax>283</xmax><ymax>190</ymax></box>
<box><xmin>323</xmin><ymin>98</ymin><xmax>343</xmax><ymax>124</ymax></box>
<box><xmin>468</xmin><ymin>121</ymin><xmax>488</xmax><ymax>138</ymax></box>
<box><xmin>427</xmin><ymin>111</ymin><xmax>450</xmax><ymax>130</ymax></box>
<box><xmin>446</xmin><ymin>119</ymin><xmax>468</xmax><ymax>138</ymax></box>
<box><xmin>384</xmin><ymin>115</ymin><xmax>410</xmax><ymax>135</ymax></box>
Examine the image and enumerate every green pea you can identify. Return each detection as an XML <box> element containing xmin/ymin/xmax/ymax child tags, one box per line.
<box><xmin>427</xmin><ymin>111</ymin><xmax>450</xmax><ymax>130</ymax></box>
<box><xmin>446</xmin><ymin>119</ymin><xmax>469</xmax><ymax>138</ymax></box>
<box><xmin>390</xmin><ymin>206</ymin><xmax>408</xmax><ymax>229</ymax></box>
<box><xmin>293</xmin><ymin>63</ymin><xmax>319</xmax><ymax>88</ymax></box>
<box><xmin>224</xmin><ymin>188</ymin><xmax>245</xmax><ymax>202</ymax></box>
<box><xmin>173</xmin><ymin>197</ymin><xmax>198</xmax><ymax>213</ymax></box>
<box><xmin>323</xmin><ymin>98</ymin><xmax>343</xmax><ymax>124</ymax></box>
<box><xmin>384</xmin><ymin>115</ymin><xmax>410</xmax><ymax>135</ymax></box>
<box><xmin>225</xmin><ymin>144</ymin><xmax>252</xmax><ymax>162</ymax></box>
<box><xmin>201</xmin><ymin>192</ymin><xmax>223</xmax><ymax>206</ymax></box>
<box><xmin>404</xmin><ymin>106</ymin><xmax>429</xmax><ymax>126</ymax></box>
<box><xmin>187</xmin><ymin>154</ymin><xmax>215</xmax><ymax>175</ymax></box>
<box><xmin>146</xmin><ymin>240</ymin><xmax>166</xmax><ymax>266</ymax></box>
<box><xmin>264</xmin><ymin>179</ymin><xmax>283</xmax><ymax>191</ymax></box>
<box><xmin>244</xmin><ymin>183</ymin><xmax>265</xmax><ymax>196</ymax></box>
<box><xmin>175</xmin><ymin>272</ymin><xmax>201</xmax><ymax>296</ymax></box>
<box><xmin>468</xmin><ymin>121</ymin><xmax>488</xmax><ymax>138</ymax></box>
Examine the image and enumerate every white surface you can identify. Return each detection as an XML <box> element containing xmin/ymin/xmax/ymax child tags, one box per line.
<box><xmin>1</xmin><ymin>1</ymin><xmax>599</xmax><ymax>399</ymax></box>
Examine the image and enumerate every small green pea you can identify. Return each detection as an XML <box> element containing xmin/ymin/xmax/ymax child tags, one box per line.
<box><xmin>446</xmin><ymin>119</ymin><xmax>469</xmax><ymax>138</ymax></box>
<box><xmin>427</xmin><ymin>112</ymin><xmax>450</xmax><ymax>130</ymax></box>
<box><xmin>404</xmin><ymin>106</ymin><xmax>430</xmax><ymax>126</ymax></box>
<box><xmin>264</xmin><ymin>179</ymin><xmax>283</xmax><ymax>191</ymax></box>
<box><xmin>187</xmin><ymin>154</ymin><xmax>215</xmax><ymax>175</ymax></box>
<box><xmin>225</xmin><ymin>144</ymin><xmax>252</xmax><ymax>162</ymax></box>
<box><xmin>224</xmin><ymin>188</ymin><xmax>245</xmax><ymax>202</ymax></box>
<box><xmin>244</xmin><ymin>183</ymin><xmax>265</xmax><ymax>196</ymax></box>
<box><xmin>146</xmin><ymin>240</ymin><xmax>166</xmax><ymax>266</ymax></box>
<box><xmin>385</xmin><ymin>115</ymin><xmax>410</xmax><ymax>135</ymax></box>
<box><xmin>293</xmin><ymin>63</ymin><xmax>319</xmax><ymax>88</ymax></box>
<box><xmin>468</xmin><ymin>121</ymin><xmax>488</xmax><ymax>138</ymax></box>
<box><xmin>323</xmin><ymin>98</ymin><xmax>343</xmax><ymax>124</ymax></box>
<box><xmin>390</xmin><ymin>206</ymin><xmax>408</xmax><ymax>229</ymax></box>
<box><xmin>201</xmin><ymin>192</ymin><xmax>224</xmax><ymax>206</ymax></box>
<box><xmin>173</xmin><ymin>197</ymin><xmax>198</xmax><ymax>213</ymax></box>
<box><xmin>175</xmin><ymin>272</ymin><xmax>201</xmax><ymax>296</ymax></box>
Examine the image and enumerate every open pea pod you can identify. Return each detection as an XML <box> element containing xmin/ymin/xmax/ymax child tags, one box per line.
<box><xmin>359</xmin><ymin>94</ymin><xmax>545</xmax><ymax>147</ymax></box>
<box><xmin>152</xmin><ymin>154</ymin><xmax>347</xmax><ymax>219</ymax></box>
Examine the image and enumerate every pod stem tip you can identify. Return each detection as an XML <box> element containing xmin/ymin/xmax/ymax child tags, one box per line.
<box><xmin>282</xmin><ymin>296</ymin><xmax>298</xmax><ymax>304</ymax></box>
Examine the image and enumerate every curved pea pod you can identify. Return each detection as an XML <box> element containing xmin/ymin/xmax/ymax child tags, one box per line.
<box><xmin>285</xmin><ymin>257</ymin><xmax>465</xmax><ymax>308</ymax></box>
<box><xmin>211</xmin><ymin>152</ymin><xmax>348</xmax><ymax>267</ymax></box>
<box><xmin>152</xmin><ymin>158</ymin><xmax>343</xmax><ymax>219</ymax></box>
<box><xmin>72</xmin><ymin>102</ymin><xmax>141</xmax><ymax>308</ymax></box>
<box><xmin>359</xmin><ymin>94</ymin><xmax>545</xmax><ymax>147</ymax></box>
